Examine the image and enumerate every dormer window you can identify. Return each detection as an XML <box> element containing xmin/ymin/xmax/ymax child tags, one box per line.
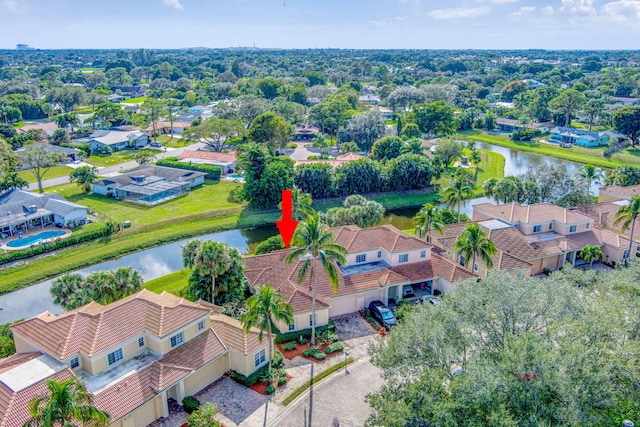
<box><xmin>70</xmin><ymin>357</ymin><xmax>79</xmax><ymax>369</ymax></box>
<box><xmin>170</xmin><ymin>332</ymin><xmax>184</xmax><ymax>348</ymax></box>
<box><xmin>399</xmin><ymin>254</ymin><xmax>409</xmax><ymax>263</ymax></box>
<box><xmin>569</xmin><ymin>225</ymin><xmax>577</xmax><ymax>233</ymax></box>
<box><xmin>533</xmin><ymin>225</ymin><xmax>542</xmax><ymax>233</ymax></box>
<box><xmin>377</xmin><ymin>251</ymin><xmax>382</xmax><ymax>258</ymax></box>
<box><xmin>585</xmin><ymin>223</ymin><xmax>590</xmax><ymax>230</ymax></box>
<box><xmin>420</xmin><ymin>250</ymin><xmax>426</xmax><ymax>258</ymax></box>
<box><xmin>356</xmin><ymin>254</ymin><xmax>367</xmax><ymax>263</ymax></box>
<box><xmin>548</xmin><ymin>223</ymin><xmax>553</xmax><ymax>230</ymax></box>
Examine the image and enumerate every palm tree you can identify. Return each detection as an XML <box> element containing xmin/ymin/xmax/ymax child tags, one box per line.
<box><xmin>614</xmin><ymin>195</ymin><xmax>640</xmax><ymax>263</ymax></box>
<box><xmin>580</xmin><ymin>245</ymin><xmax>604</xmax><ymax>267</ymax></box>
<box><xmin>69</xmin><ymin>166</ymin><xmax>99</xmax><ymax>193</ymax></box>
<box><xmin>194</xmin><ymin>241</ymin><xmax>233</xmax><ymax>304</ymax></box>
<box><xmin>413</xmin><ymin>203</ymin><xmax>445</xmax><ymax>242</ymax></box>
<box><xmin>278</xmin><ymin>186</ymin><xmax>312</xmax><ymax>220</ymax></box>
<box><xmin>50</xmin><ymin>273</ymin><xmax>84</xmax><ymax>309</ymax></box>
<box><xmin>400</xmin><ymin>138</ymin><xmax>425</xmax><ymax>155</ymax></box>
<box><xmin>443</xmin><ymin>172</ymin><xmax>474</xmax><ymax>222</ymax></box>
<box><xmin>453</xmin><ymin>224</ymin><xmax>496</xmax><ymax>273</ymax></box>
<box><xmin>483</xmin><ymin>178</ymin><xmax>498</xmax><ymax>204</ymax></box>
<box><xmin>240</xmin><ymin>284</ymin><xmax>293</xmax><ymax>378</ymax></box>
<box><xmin>577</xmin><ymin>165</ymin><xmax>605</xmax><ymax>198</ymax></box>
<box><xmin>23</xmin><ymin>378</ymin><xmax>110</xmax><ymax>427</ymax></box>
<box><xmin>285</xmin><ymin>212</ymin><xmax>347</xmax><ymax>346</ymax></box>
<box><xmin>109</xmin><ymin>267</ymin><xmax>143</xmax><ymax>303</ymax></box>
<box><xmin>469</xmin><ymin>149</ymin><xmax>483</xmax><ymax>180</ymax></box>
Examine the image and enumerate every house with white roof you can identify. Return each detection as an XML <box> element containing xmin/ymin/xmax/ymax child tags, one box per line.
<box><xmin>82</xmin><ymin>130</ymin><xmax>149</xmax><ymax>151</ymax></box>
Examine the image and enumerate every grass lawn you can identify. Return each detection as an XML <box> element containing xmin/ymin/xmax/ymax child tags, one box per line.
<box><xmin>17</xmin><ymin>166</ymin><xmax>74</xmax><ymax>184</ymax></box>
<box><xmin>12</xmin><ymin>122</ymin><xmax>26</xmax><ymax>129</ymax></box>
<box><xmin>121</xmin><ymin>97</ymin><xmax>149</xmax><ymax>104</ymax></box>
<box><xmin>144</xmin><ymin>270</ymin><xmax>189</xmax><ymax>295</ymax></box>
<box><xmin>86</xmin><ymin>150</ymin><xmax>138</xmax><ymax>167</ymax></box>
<box><xmin>156</xmin><ymin>135</ymin><xmax>189</xmax><ymax>148</ymax></box>
<box><xmin>457</xmin><ymin>130</ymin><xmax>640</xmax><ymax>170</ymax></box>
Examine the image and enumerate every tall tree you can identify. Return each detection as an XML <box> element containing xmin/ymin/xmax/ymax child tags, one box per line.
<box><xmin>23</xmin><ymin>378</ymin><xmax>110</xmax><ymax>427</ymax></box>
<box><xmin>613</xmin><ymin>106</ymin><xmax>640</xmax><ymax>148</ymax></box>
<box><xmin>285</xmin><ymin>212</ymin><xmax>347</xmax><ymax>346</ymax></box>
<box><xmin>240</xmin><ymin>284</ymin><xmax>292</xmax><ymax>378</ymax></box>
<box><xmin>614</xmin><ymin>195</ymin><xmax>640</xmax><ymax>262</ymax></box>
<box><xmin>453</xmin><ymin>223</ymin><xmax>496</xmax><ymax>272</ymax></box>
<box><xmin>413</xmin><ymin>203</ymin><xmax>445</xmax><ymax>241</ymax></box>
<box><xmin>443</xmin><ymin>172</ymin><xmax>474</xmax><ymax>222</ymax></box>
<box><xmin>69</xmin><ymin>165</ymin><xmax>98</xmax><ymax>193</ymax></box>
<box><xmin>549</xmin><ymin>89</ymin><xmax>586</xmax><ymax>126</ymax></box>
<box><xmin>413</xmin><ymin>101</ymin><xmax>457</xmax><ymax>138</ymax></box>
<box><xmin>141</xmin><ymin>99</ymin><xmax>166</xmax><ymax>137</ymax></box>
<box><xmin>277</xmin><ymin>186</ymin><xmax>312</xmax><ymax>220</ymax></box>
<box><xmin>371</xmin><ymin>136</ymin><xmax>403</xmax><ymax>161</ymax></box>
<box><xmin>576</xmin><ymin>164</ymin><xmax>605</xmax><ymax>198</ymax></box>
<box><xmin>342</xmin><ymin>109</ymin><xmax>387</xmax><ymax>152</ymax></box>
<box><xmin>400</xmin><ymin>138</ymin><xmax>426</xmax><ymax>155</ymax></box>
<box><xmin>583</xmin><ymin>98</ymin><xmax>605</xmax><ymax>131</ymax></box>
<box><xmin>248</xmin><ymin>112</ymin><xmax>294</xmax><ymax>149</ymax></box>
<box><xmin>20</xmin><ymin>142</ymin><xmax>68</xmax><ymax>193</ymax></box>
<box><xmin>183</xmin><ymin>118</ymin><xmax>244</xmax><ymax>152</ymax></box>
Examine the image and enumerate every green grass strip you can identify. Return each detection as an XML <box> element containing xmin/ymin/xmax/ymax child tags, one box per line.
<box><xmin>282</xmin><ymin>357</ymin><xmax>354</xmax><ymax>406</ymax></box>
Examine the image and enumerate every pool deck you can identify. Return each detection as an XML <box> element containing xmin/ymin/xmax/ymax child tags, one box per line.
<box><xmin>0</xmin><ymin>228</ymin><xmax>72</xmax><ymax>251</ymax></box>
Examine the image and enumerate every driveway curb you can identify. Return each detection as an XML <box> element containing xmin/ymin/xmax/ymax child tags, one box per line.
<box><xmin>267</xmin><ymin>356</ymin><xmax>371</xmax><ymax>427</ymax></box>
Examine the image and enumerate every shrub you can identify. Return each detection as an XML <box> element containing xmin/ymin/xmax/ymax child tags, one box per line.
<box><xmin>156</xmin><ymin>157</ymin><xmax>222</xmax><ymax>180</ymax></box>
<box><xmin>272</xmin><ymin>351</ymin><xmax>284</xmax><ymax>368</ymax></box>
<box><xmin>302</xmin><ymin>349</ymin><xmax>326</xmax><ymax>360</ymax></box>
<box><xmin>282</xmin><ymin>341</ymin><xmax>298</xmax><ymax>351</ymax></box>
<box><xmin>265</xmin><ymin>385</ymin><xmax>276</xmax><ymax>394</ymax></box>
<box><xmin>230</xmin><ymin>366</ymin><xmax>267</xmax><ymax>387</ymax></box>
<box><xmin>282</xmin><ymin>358</ymin><xmax>354</xmax><ymax>406</ymax></box>
<box><xmin>187</xmin><ymin>402</ymin><xmax>220</xmax><ymax>427</ymax></box>
<box><xmin>182</xmin><ymin>396</ymin><xmax>201</xmax><ymax>414</ymax></box>
<box><xmin>278</xmin><ymin>376</ymin><xmax>287</xmax><ymax>385</ymax></box>
<box><xmin>324</xmin><ymin>342</ymin><xmax>344</xmax><ymax>354</ymax></box>
<box><xmin>297</xmin><ymin>336</ymin><xmax>308</xmax><ymax>345</ymax></box>
<box><xmin>274</xmin><ymin>320</ymin><xmax>336</xmax><ymax>343</ymax></box>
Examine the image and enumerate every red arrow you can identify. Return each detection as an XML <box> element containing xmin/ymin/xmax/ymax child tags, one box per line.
<box><xmin>276</xmin><ymin>189</ymin><xmax>298</xmax><ymax>248</ymax></box>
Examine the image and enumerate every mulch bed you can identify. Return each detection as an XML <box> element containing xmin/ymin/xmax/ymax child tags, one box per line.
<box><xmin>249</xmin><ymin>374</ymin><xmax>292</xmax><ymax>395</ymax></box>
<box><xmin>277</xmin><ymin>342</ymin><xmax>342</xmax><ymax>363</ymax></box>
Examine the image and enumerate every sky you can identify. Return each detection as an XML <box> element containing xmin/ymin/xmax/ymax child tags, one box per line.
<box><xmin>1</xmin><ymin>0</ymin><xmax>639</xmax><ymax>50</ymax></box>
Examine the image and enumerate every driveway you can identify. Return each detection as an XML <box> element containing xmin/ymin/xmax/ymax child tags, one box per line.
<box><xmin>333</xmin><ymin>313</ymin><xmax>377</xmax><ymax>341</ymax></box>
<box><xmin>272</xmin><ymin>358</ymin><xmax>382</xmax><ymax>427</ymax></box>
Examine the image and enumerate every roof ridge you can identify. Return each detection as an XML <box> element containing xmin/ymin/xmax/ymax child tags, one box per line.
<box><xmin>60</xmin><ymin>313</ymin><xmax>80</xmax><ymax>358</ymax></box>
<box><xmin>89</xmin><ymin>312</ymin><xmax>105</xmax><ymax>357</ymax></box>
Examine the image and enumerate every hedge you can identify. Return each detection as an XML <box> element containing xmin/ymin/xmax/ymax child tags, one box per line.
<box><xmin>324</xmin><ymin>342</ymin><xmax>344</xmax><ymax>354</ymax></box>
<box><xmin>156</xmin><ymin>157</ymin><xmax>222</xmax><ymax>180</ymax></box>
<box><xmin>274</xmin><ymin>320</ymin><xmax>336</xmax><ymax>344</ymax></box>
<box><xmin>302</xmin><ymin>349</ymin><xmax>326</xmax><ymax>360</ymax></box>
<box><xmin>282</xmin><ymin>357</ymin><xmax>354</xmax><ymax>406</ymax></box>
<box><xmin>0</xmin><ymin>225</ymin><xmax>113</xmax><ymax>265</ymax></box>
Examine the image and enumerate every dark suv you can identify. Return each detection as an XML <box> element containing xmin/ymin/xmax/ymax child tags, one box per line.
<box><xmin>368</xmin><ymin>300</ymin><xmax>398</xmax><ymax>330</ymax></box>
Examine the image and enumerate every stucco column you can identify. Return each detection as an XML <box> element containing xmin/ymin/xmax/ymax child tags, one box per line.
<box><xmin>178</xmin><ymin>381</ymin><xmax>185</xmax><ymax>402</ymax></box>
<box><xmin>160</xmin><ymin>391</ymin><xmax>169</xmax><ymax>418</ymax></box>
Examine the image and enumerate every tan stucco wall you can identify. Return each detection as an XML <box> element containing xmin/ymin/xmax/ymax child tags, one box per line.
<box><xmin>472</xmin><ymin>210</ymin><xmax>494</xmax><ymax>221</ymax></box>
<box><xmin>345</xmin><ymin>247</ymin><xmax>431</xmax><ymax>268</ymax></box>
<box><xmin>12</xmin><ymin>334</ymin><xmax>40</xmax><ymax>353</ymax></box>
<box><xmin>183</xmin><ymin>354</ymin><xmax>229</xmax><ymax>396</ymax></box>
<box><xmin>158</xmin><ymin>314</ymin><xmax>209</xmax><ymax>355</ymax></box>
<box><xmin>275</xmin><ymin>308</ymin><xmax>329</xmax><ymax>333</ymax></box>
<box><xmin>107</xmin><ymin>395</ymin><xmax>163</xmax><ymax>427</ymax></box>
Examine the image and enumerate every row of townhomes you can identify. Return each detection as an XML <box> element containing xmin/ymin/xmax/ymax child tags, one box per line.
<box><xmin>0</xmin><ymin>291</ymin><xmax>269</xmax><ymax>427</ymax></box>
<box><xmin>2</xmin><ymin>186</ymin><xmax>640</xmax><ymax>426</ymax></box>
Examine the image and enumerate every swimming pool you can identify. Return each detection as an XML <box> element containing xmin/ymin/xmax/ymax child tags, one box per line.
<box><xmin>5</xmin><ymin>230</ymin><xmax>66</xmax><ymax>248</ymax></box>
<box><xmin>228</xmin><ymin>173</ymin><xmax>245</xmax><ymax>179</ymax></box>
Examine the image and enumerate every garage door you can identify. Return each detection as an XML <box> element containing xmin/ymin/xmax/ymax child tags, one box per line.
<box><xmin>329</xmin><ymin>295</ymin><xmax>358</xmax><ymax>317</ymax></box>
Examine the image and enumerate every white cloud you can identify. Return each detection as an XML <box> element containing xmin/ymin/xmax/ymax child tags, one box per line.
<box><xmin>428</xmin><ymin>6</ymin><xmax>490</xmax><ymax>20</ymax></box>
<box><xmin>560</xmin><ymin>0</ymin><xmax>597</xmax><ymax>16</ymax></box>
<box><xmin>477</xmin><ymin>0</ymin><xmax>518</xmax><ymax>3</ymax></box>
<box><xmin>1</xmin><ymin>0</ymin><xmax>19</xmax><ymax>13</ymax></box>
<box><xmin>394</xmin><ymin>15</ymin><xmax>408</xmax><ymax>20</ymax></box>
<box><xmin>510</xmin><ymin>6</ymin><xmax>536</xmax><ymax>17</ymax></box>
<box><xmin>163</xmin><ymin>0</ymin><xmax>184</xmax><ymax>10</ymax></box>
<box><xmin>601</xmin><ymin>0</ymin><xmax>640</xmax><ymax>22</ymax></box>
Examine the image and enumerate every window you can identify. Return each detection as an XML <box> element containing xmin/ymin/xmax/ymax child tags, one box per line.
<box><xmin>170</xmin><ymin>332</ymin><xmax>184</xmax><ymax>348</ymax></box>
<box><xmin>107</xmin><ymin>349</ymin><xmax>123</xmax><ymax>366</ymax></box>
<box><xmin>198</xmin><ymin>320</ymin><xmax>205</xmax><ymax>331</ymax></box>
<box><xmin>138</xmin><ymin>337</ymin><xmax>144</xmax><ymax>347</ymax></box>
<box><xmin>474</xmin><ymin>263</ymin><xmax>479</xmax><ymax>272</ymax></box>
<box><xmin>420</xmin><ymin>250</ymin><xmax>426</xmax><ymax>259</ymax></box>
<box><xmin>459</xmin><ymin>255</ymin><xmax>466</xmax><ymax>266</ymax></box>
<box><xmin>623</xmin><ymin>249</ymin><xmax>630</xmax><ymax>259</ymax></box>
<box><xmin>399</xmin><ymin>254</ymin><xmax>409</xmax><ymax>263</ymax></box>
<box><xmin>356</xmin><ymin>254</ymin><xmax>366</xmax><ymax>263</ymax></box>
<box><xmin>569</xmin><ymin>225</ymin><xmax>577</xmax><ymax>233</ymax></box>
<box><xmin>548</xmin><ymin>223</ymin><xmax>553</xmax><ymax>230</ymax></box>
<box><xmin>254</xmin><ymin>348</ymin><xmax>266</xmax><ymax>368</ymax></box>
<box><xmin>288</xmin><ymin>323</ymin><xmax>295</xmax><ymax>331</ymax></box>
<box><xmin>70</xmin><ymin>357</ymin><xmax>79</xmax><ymax>369</ymax></box>
<box><xmin>585</xmin><ymin>223</ymin><xmax>590</xmax><ymax>230</ymax></box>
<box><xmin>377</xmin><ymin>251</ymin><xmax>382</xmax><ymax>258</ymax></box>
<box><xmin>533</xmin><ymin>225</ymin><xmax>542</xmax><ymax>233</ymax></box>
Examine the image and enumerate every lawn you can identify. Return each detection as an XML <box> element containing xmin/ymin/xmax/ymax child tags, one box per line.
<box><xmin>17</xmin><ymin>166</ymin><xmax>74</xmax><ymax>184</ymax></box>
<box><xmin>156</xmin><ymin>134</ymin><xmax>189</xmax><ymax>148</ymax></box>
<box><xmin>457</xmin><ymin>130</ymin><xmax>640</xmax><ymax>169</ymax></box>
<box><xmin>144</xmin><ymin>270</ymin><xmax>190</xmax><ymax>295</ymax></box>
<box><xmin>121</xmin><ymin>97</ymin><xmax>149</xmax><ymax>104</ymax></box>
<box><xmin>85</xmin><ymin>150</ymin><xmax>138</xmax><ymax>167</ymax></box>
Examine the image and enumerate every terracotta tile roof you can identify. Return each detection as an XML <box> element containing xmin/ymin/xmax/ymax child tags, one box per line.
<box><xmin>178</xmin><ymin>150</ymin><xmax>237</xmax><ymax>163</ymax></box>
<box><xmin>330</xmin><ymin>224</ymin><xmax>429</xmax><ymax>253</ymax></box>
<box><xmin>161</xmin><ymin>329</ymin><xmax>226</xmax><ymax>370</ymax></box>
<box><xmin>473</xmin><ymin>202</ymin><xmax>593</xmax><ymax>225</ymax></box>
<box><xmin>295</xmin><ymin>152</ymin><xmax>363</xmax><ymax>168</ymax></box>
<box><xmin>574</xmin><ymin>202</ymin><xmax>640</xmax><ymax>242</ymax></box>
<box><xmin>599</xmin><ymin>185</ymin><xmax>640</xmax><ymax>200</ymax></box>
<box><xmin>431</xmin><ymin>253</ymin><xmax>474</xmax><ymax>281</ymax></box>
<box><xmin>334</xmin><ymin>152</ymin><xmax>363</xmax><ymax>161</ymax></box>
<box><xmin>0</xmin><ymin>369</ymin><xmax>75</xmax><ymax>427</ymax></box>
<box><xmin>210</xmin><ymin>314</ymin><xmax>263</xmax><ymax>356</ymax></box>
<box><xmin>11</xmin><ymin>290</ymin><xmax>210</xmax><ymax>360</ymax></box>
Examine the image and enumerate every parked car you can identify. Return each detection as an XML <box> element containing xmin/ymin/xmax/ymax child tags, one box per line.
<box><xmin>402</xmin><ymin>284</ymin><xmax>415</xmax><ymax>298</ymax></box>
<box><xmin>419</xmin><ymin>295</ymin><xmax>441</xmax><ymax>305</ymax></box>
<box><xmin>368</xmin><ymin>300</ymin><xmax>398</xmax><ymax>329</ymax></box>
<box><xmin>150</xmin><ymin>141</ymin><xmax>162</xmax><ymax>147</ymax></box>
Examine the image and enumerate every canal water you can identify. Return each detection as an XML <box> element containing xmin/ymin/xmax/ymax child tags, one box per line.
<box><xmin>0</xmin><ymin>142</ymin><xmax>603</xmax><ymax>323</ymax></box>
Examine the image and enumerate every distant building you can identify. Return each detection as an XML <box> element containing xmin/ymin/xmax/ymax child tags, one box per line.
<box><xmin>79</xmin><ymin>130</ymin><xmax>149</xmax><ymax>151</ymax></box>
<box><xmin>16</xmin><ymin>44</ymin><xmax>35</xmax><ymax>50</ymax></box>
<box><xmin>549</xmin><ymin>126</ymin><xmax>611</xmax><ymax>147</ymax></box>
<box><xmin>178</xmin><ymin>150</ymin><xmax>237</xmax><ymax>174</ymax></box>
<box><xmin>358</xmin><ymin>94</ymin><xmax>380</xmax><ymax>105</ymax></box>
<box><xmin>294</xmin><ymin>124</ymin><xmax>320</xmax><ymax>141</ymax></box>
